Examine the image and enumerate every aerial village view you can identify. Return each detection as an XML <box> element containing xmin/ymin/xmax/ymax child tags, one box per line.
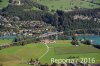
<box><xmin>0</xmin><ymin>0</ymin><xmax>100</xmax><ymax>66</ymax></box>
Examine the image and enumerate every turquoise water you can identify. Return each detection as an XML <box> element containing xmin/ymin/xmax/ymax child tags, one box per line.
<box><xmin>77</xmin><ymin>36</ymin><xmax>100</xmax><ymax>45</ymax></box>
<box><xmin>0</xmin><ymin>36</ymin><xmax>16</xmax><ymax>39</ymax></box>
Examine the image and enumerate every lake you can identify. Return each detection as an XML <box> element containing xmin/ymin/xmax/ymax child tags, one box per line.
<box><xmin>0</xmin><ymin>35</ymin><xmax>16</xmax><ymax>39</ymax></box>
<box><xmin>77</xmin><ymin>36</ymin><xmax>100</xmax><ymax>45</ymax></box>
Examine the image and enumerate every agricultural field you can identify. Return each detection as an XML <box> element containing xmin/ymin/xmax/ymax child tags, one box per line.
<box><xmin>33</xmin><ymin>0</ymin><xmax>100</xmax><ymax>11</ymax></box>
<box><xmin>0</xmin><ymin>40</ymin><xmax>100</xmax><ymax>66</ymax></box>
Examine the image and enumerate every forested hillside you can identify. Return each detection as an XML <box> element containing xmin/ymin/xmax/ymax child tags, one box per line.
<box><xmin>0</xmin><ymin>0</ymin><xmax>100</xmax><ymax>35</ymax></box>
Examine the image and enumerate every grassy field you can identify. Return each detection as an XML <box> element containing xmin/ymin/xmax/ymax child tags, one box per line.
<box><xmin>54</xmin><ymin>46</ymin><xmax>100</xmax><ymax>54</ymax></box>
<box><xmin>0</xmin><ymin>40</ymin><xmax>100</xmax><ymax>66</ymax></box>
<box><xmin>33</xmin><ymin>0</ymin><xmax>100</xmax><ymax>11</ymax></box>
<box><xmin>0</xmin><ymin>0</ymin><xmax>9</xmax><ymax>9</ymax></box>
<box><xmin>0</xmin><ymin>39</ymin><xmax>13</xmax><ymax>45</ymax></box>
<box><xmin>0</xmin><ymin>0</ymin><xmax>99</xmax><ymax>10</ymax></box>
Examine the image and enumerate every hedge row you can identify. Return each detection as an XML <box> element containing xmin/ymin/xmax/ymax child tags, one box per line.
<box><xmin>0</xmin><ymin>39</ymin><xmax>39</xmax><ymax>50</ymax></box>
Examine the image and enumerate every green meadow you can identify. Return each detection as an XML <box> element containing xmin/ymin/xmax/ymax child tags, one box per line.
<box><xmin>0</xmin><ymin>0</ymin><xmax>9</xmax><ymax>9</ymax></box>
<box><xmin>33</xmin><ymin>0</ymin><xmax>100</xmax><ymax>11</ymax></box>
<box><xmin>0</xmin><ymin>40</ymin><xmax>100</xmax><ymax>66</ymax></box>
<box><xmin>0</xmin><ymin>39</ymin><xmax>13</xmax><ymax>45</ymax></box>
<box><xmin>0</xmin><ymin>0</ymin><xmax>100</xmax><ymax>10</ymax></box>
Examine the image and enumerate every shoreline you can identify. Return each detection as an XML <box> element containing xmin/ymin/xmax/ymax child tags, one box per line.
<box><xmin>75</xmin><ymin>34</ymin><xmax>97</xmax><ymax>36</ymax></box>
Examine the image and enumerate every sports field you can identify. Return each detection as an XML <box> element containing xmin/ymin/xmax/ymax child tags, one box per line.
<box><xmin>0</xmin><ymin>40</ymin><xmax>100</xmax><ymax>66</ymax></box>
